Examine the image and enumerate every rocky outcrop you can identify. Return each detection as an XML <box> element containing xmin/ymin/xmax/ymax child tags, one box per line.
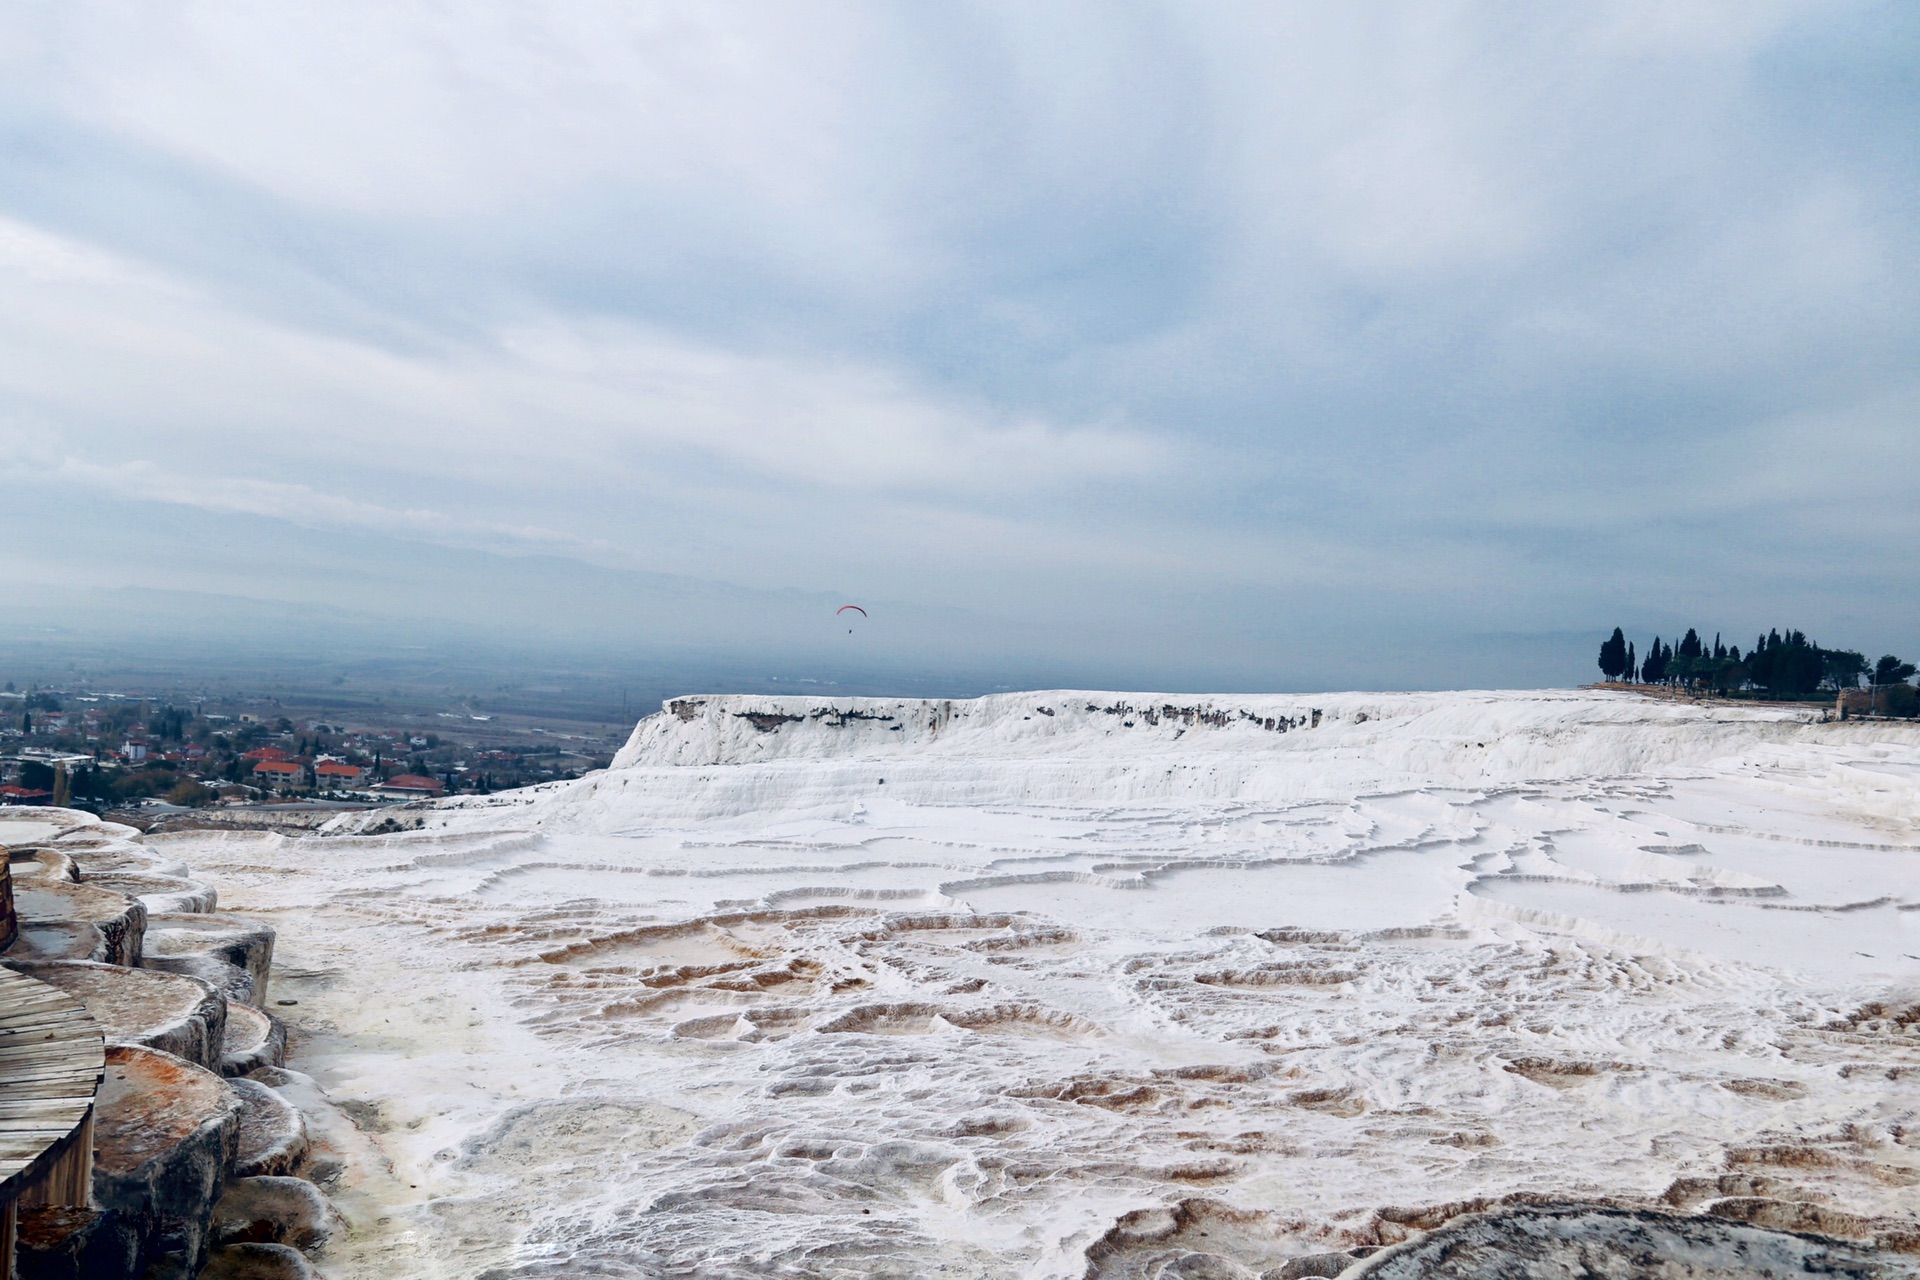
<box><xmin>11</xmin><ymin>879</ymin><xmax>145</xmax><ymax>964</ymax></box>
<box><xmin>208</xmin><ymin>1176</ymin><xmax>340</xmax><ymax>1252</ymax></box>
<box><xmin>143</xmin><ymin>953</ymin><xmax>255</xmax><ymax>1009</ymax></box>
<box><xmin>197</xmin><ymin>1242</ymin><xmax>320</xmax><ymax>1279</ymax></box>
<box><xmin>220</xmin><ymin>1003</ymin><xmax>288</xmax><ymax>1078</ymax></box>
<box><xmin>7</xmin><ymin>961</ymin><xmax>227</xmax><ymax>1072</ymax></box>
<box><xmin>229</xmin><ymin>1078</ymin><xmax>309</xmax><ymax>1179</ymax></box>
<box><xmin>92</xmin><ymin>1045</ymin><xmax>241</xmax><ymax>1276</ymax></box>
<box><xmin>82</xmin><ymin>872</ymin><xmax>217</xmax><ymax>916</ymax></box>
<box><xmin>10</xmin><ymin>848</ymin><xmax>80</xmax><ymax>882</ymax></box>
<box><xmin>14</xmin><ymin>1206</ymin><xmax>140</xmax><ymax>1280</ymax></box>
<box><xmin>1</xmin><ymin>809</ymin><xmax>343</xmax><ymax>1280</ymax></box>
<box><xmin>67</xmin><ymin>846</ymin><xmax>192</xmax><ymax>880</ymax></box>
<box><xmin>1349</xmin><ymin>1205</ymin><xmax>1906</xmax><ymax>1279</ymax></box>
<box><xmin>142</xmin><ymin>914</ymin><xmax>275</xmax><ymax>1008</ymax></box>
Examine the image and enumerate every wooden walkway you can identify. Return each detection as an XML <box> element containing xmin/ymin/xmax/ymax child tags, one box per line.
<box><xmin>0</xmin><ymin>965</ymin><xmax>106</xmax><ymax>1274</ymax></box>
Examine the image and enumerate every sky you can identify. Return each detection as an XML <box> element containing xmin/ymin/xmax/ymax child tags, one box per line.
<box><xmin>2</xmin><ymin>2</ymin><xmax>1917</xmax><ymax>692</ymax></box>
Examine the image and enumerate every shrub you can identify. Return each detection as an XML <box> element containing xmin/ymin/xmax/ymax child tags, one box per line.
<box><xmin>165</xmin><ymin>780</ymin><xmax>215</xmax><ymax>808</ymax></box>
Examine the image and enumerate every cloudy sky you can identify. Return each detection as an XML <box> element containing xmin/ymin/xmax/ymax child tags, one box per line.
<box><xmin>2</xmin><ymin>3</ymin><xmax>1916</xmax><ymax>689</ymax></box>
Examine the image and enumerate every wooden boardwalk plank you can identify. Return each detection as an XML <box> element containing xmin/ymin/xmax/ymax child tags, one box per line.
<box><xmin>0</xmin><ymin>968</ymin><xmax>105</xmax><ymax>1205</ymax></box>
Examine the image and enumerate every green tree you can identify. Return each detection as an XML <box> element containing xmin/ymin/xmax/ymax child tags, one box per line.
<box><xmin>165</xmin><ymin>780</ymin><xmax>214</xmax><ymax>808</ymax></box>
<box><xmin>111</xmin><ymin>768</ymin><xmax>178</xmax><ymax>800</ymax></box>
<box><xmin>1822</xmin><ymin>650</ymin><xmax>1867</xmax><ymax>691</ymax></box>
<box><xmin>1873</xmin><ymin>654</ymin><xmax>1916</xmax><ymax>686</ymax></box>
<box><xmin>1641</xmin><ymin>637</ymin><xmax>1669</xmax><ymax>685</ymax></box>
<box><xmin>1598</xmin><ymin>628</ymin><xmax>1628</xmax><ymax>681</ymax></box>
<box><xmin>1749</xmin><ymin>629</ymin><xmax>1823</xmax><ymax>698</ymax></box>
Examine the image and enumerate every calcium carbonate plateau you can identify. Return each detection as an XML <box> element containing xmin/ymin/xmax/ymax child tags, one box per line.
<box><xmin>155</xmin><ymin>690</ymin><xmax>1920</xmax><ymax>1278</ymax></box>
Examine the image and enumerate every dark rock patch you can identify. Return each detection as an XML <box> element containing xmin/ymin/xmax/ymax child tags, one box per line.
<box><xmin>144</xmin><ymin>953</ymin><xmax>255</xmax><ymax>1008</ymax></box>
<box><xmin>208</xmin><ymin>1176</ymin><xmax>340</xmax><ymax>1252</ymax></box>
<box><xmin>1350</xmin><ymin>1204</ymin><xmax>1912</xmax><ymax>1279</ymax></box>
<box><xmin>12</xmin><ymin>880</ymin><xmax>145</xmax><ymax>964</ymax></box>
<box><xmin>198</xmin><ymin>1242</ymin><xmax>319</xmax><ymax>1279</ymax></box>
<box><xmin>142</xmin><ymin>914</ymin><xmax>275</xmax><ymax>1007</ymax></box>
<box><xmin>81</xmin><ymin>872</ymin><xmax>216</xmax><ymax>915</ymax></box>
<box><xmin>15</xmin><ymin>1206</ymin><xmax>139</xmax><ymax>1280</ymax></box>
<box><xmin>93</xmin><ymin>1045</ymin><xmax>240</xmax><ymax>1274</ymax></box>
<box><xmin>221</xmin><ymin>1002</ymin><xmax>288</xmax><ymax>1077</ymax></box>
<box><xmin>229</xmin><ymin>1078</ymin><xmax>309</xmax><ymax>1178</ymax></box>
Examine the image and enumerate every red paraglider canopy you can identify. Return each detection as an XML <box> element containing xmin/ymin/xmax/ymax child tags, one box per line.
<box><xmin>836</xmin><ymin>605</ymin><xmax>867</xmax><ymax>617</ymax></box>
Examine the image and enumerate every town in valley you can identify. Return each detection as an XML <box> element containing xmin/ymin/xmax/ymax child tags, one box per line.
<box><xmin>0</xmin><ymin>672</ymin><xmax>626</xmax><ymax>821</ymax></box>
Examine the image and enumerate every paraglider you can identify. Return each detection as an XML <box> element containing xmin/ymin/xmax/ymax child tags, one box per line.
<box><xmin>838</xmin><ymin>604</ymin><xmax>866</xmax><ymax>634</ymax></box>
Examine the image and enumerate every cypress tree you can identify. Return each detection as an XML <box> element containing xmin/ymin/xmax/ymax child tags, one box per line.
<box><xmin>1598</xmin><ymin>627</ymin><xmax>1627</xmax><ymax>681</ymax></box>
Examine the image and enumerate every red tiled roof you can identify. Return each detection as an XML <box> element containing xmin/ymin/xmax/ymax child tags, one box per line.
<box><xmin>376</xmin><ymin>774</ymin><xmax>444</xmax><ymax>793</ymax></box>
<box><xmin>243</xmin><ymin>747</ymin><xmax>292</xmax><ymax>761</ymax></box>
<box><xmin>252</xmin><ymin>760</ymin><xmax>304</xmax><ymax>776</ymax></box>
<box><xmin>314</xmin><ymin>761</ymin><xmax>364</xmax><ymax>776</ymax></box>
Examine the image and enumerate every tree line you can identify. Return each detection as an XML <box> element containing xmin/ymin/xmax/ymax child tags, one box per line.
<box><xmin>1598</xmin><ymin>626</ymin><xmax>1914</xmax><ymax>700</ymax></box>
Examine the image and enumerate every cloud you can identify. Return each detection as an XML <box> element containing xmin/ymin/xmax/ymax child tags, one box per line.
<box><xmin>24</xmin><ymin>455</ymin><xmax>611</xmax><ymax>556</ymax></box>
<box><xmin>0</xmin><ymin>3</ymin><xmax>1916</xmax><ymax>680</ymax></box>
<box><xmin>0</xmin><ymin>214</ymin><xmax>1164</xmax><ymax>499</ymax></box>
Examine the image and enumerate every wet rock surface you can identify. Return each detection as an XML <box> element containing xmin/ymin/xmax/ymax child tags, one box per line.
<box><xmin>197</xmin><ymin>1242</ymin><xmax>320</xmax><ymax>1279</ymax></box>
<box><xmin>70</xmin><ymin>845</ymin><xmax>194</xmax><ymax>880</ymax></box>
<box><xmin>4</xmin><ymin>960</ymin><xmax>226</xmax><ymax>1071</ymax></box>
<box><xmin>245</xmin><ymin>1067</ymin><xmax>384</xmax><ymax>1193</ymax></box>
<box><xmin>11</xmin><ymin>878</ymin><xmax>145</xmax><ymax>964</ymax></box>
<box><xmin>144</xmin><ymin>952</ymin><xmax>256</xmax><ymax>1009</ymax></box>
<box><xmin>162</xmin><ymin>691</ymin><xmax>1920</xmax><ymax>1278</ymax></box>
<box><xmin>229</xmin><ymin>1077</ymin><xmax>309</xmax><ymax>1178</ymax></box>
<box><xmin>83</xmin><ymin>872</ymin><xmax>217</xmax><ymax>916</ymax></box>
<box><xmin>14</xmin><ymin>1205</ymin><xmax>139</xmax><ymax>1280</ymax></box>
<box><xmin>208</xmin><ymin>1175</ymin><xmax>341</xmax><ymax>1251</ymax></box>
<box><xmin>1349</xmin><ymin>1205</ymin><xmax>1918</xmax><ymax>1279</ymax></box>
<box><xmin>144</xmin><ymin>914</ymin><xmax>275</xmax><ymax>1007</ymax></box>
<box><xmin>11</xmin><ymin>693</ymin><xmax>1920</xmax><ymax>1279</ymax></box>
<box><xmin>220</xmin><ymin>1002</ymin><xmax>288</xmax><ymax>1078</ymax></box>
<box><xmin>9</xmin><ymin>848</ymin><xmax>80</xmax><ymax>882</ymax></box>
<box><xmin>0</xmin><ymin>809</ymin><xmax>339</xmax><ymax>1280</ymax></box>
<box><xmin>92</xmin><ymin>1044</ymin><xmax>240</xmax><ymax>1273</ymax></box>
<box><xmin>6</xmin><ymin>922</ymin><xmax>122</xmax><ymax>964</ymax></box>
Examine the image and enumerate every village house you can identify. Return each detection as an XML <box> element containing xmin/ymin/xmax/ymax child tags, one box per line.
<box><xmin>313</xmin><ymin>760</ymin><xmax>369</xmax><ymax>790</ymax></box>
<box><xmin>373</xmin><ymin>773</ymin><xmax>445</xmax><ymax>800</ymax></box>
<box><xmin>251</xmin><ymin>759</ymin><xmax>305</xmax><ymax>788</ymax></box>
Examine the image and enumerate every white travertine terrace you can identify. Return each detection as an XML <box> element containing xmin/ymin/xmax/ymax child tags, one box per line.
<box><xmin>158</xmin><ymin>690</ymin><xmax>1920</xmax><ymax>1277</ymax></box>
